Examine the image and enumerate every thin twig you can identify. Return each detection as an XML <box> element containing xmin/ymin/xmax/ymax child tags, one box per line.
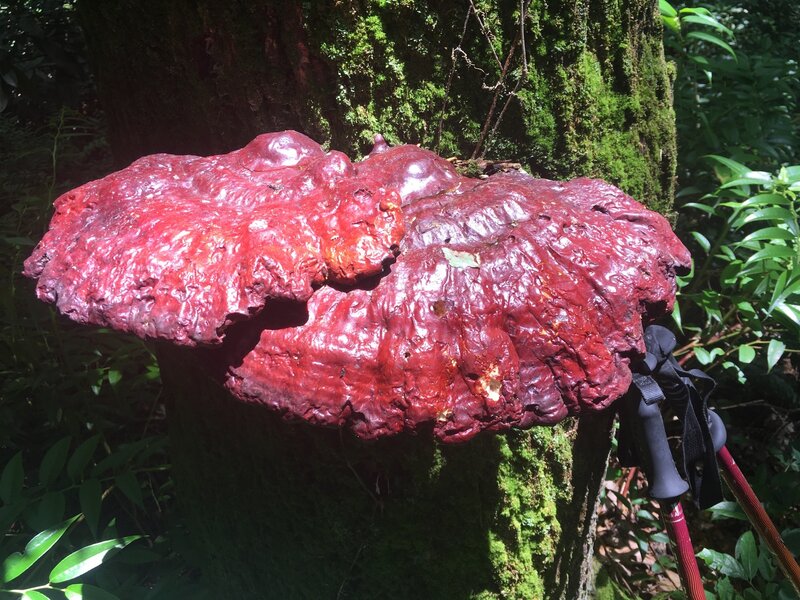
<box><xmin>469</xmin><ymin>0</ymin><xmax>503</xmax><ymax>69</ymax></box>
<box><xmin>471</xmin><ymin>31</ymin><xmax>520</xmax><ymax>158</ymax></box>
<box><xmin>435</xmin><ymin>4</ymin><xmax>472</xmax><ymax>152</ymax></box>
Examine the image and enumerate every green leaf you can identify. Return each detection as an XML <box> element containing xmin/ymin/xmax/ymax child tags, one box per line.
<box><xmin>106</xmin><ymin>369</ymin><xmax>122</xmax><ymax>387</ymax></box>
<box><xmin>1</xmin><ymin>452</ymin><xmax>24</xmax><ymax>504</ymax></box>
<box><xmin>679</xmin><ymin>6</ymin><xmax>712</xmax><ymax>16</ymax></box>
<box><xmin>1</xmin><ymin>514</ymin><xmax>79</xmax><ymax>583</ymax></box>
<box><xmin>739</xmin><ymin>227</ymin><xmax>795</xmax><ymax>244</ymax></box>
<box><xmin>769</xmin><ymin>271</ymin><xmax>789</xmax><ymax>310</ymax></box>
<box><xmin>705</xmin><ymin>155</ymin><xmax>752</xmax><ymax>180</ymax></box>
<box><xmin>707</xmin><ymin>501</ymin><xmax>747</xmax><ymax>521</ymax></box>
<box><xmin>79</xmin><ymin>479</ymin><xmax>103</xmax><ymax>539</ymax></box>
<box><xmin>659</xmin><ymin>0</ymin><xmax>677</xmax><ymax>17</ymax></box>
<box><xmin>745</xmin><ymin>244</ymin><xmax>795</xmax><ymax>265</ymax></box>
<box><xmin>681</xmin><ymin>13</ymin><xmax>733</xmax><ymax>35</ymax></box>
<box><xmin>735</xmin><ymin>531</ymin><xmax>758</xmax><ymax>580</ymax></box>
<box><xmin>91</xmin><ymin>438</ymin><xmax>157</xmax><ymax>476</ymax></box>
<box><xmin>770</xmin><ymin>277</ymin><xmax>800</xmax><ymax>313</ymax></box>
<box><xmin>67</xmin><ymin>435</ymin><xmax>101</xmax><ymax>483</ymax></box>
<box><xmin>742</xmin><ymin>206</ymin><xmax>795</xmax><ymax>226</ymax></box>
<box><xmin>784</xmin><ymin>166</ymin><xmax>800</xmax><ymax>181</ymax></box>
<box><xmin>21</xmin><ymin>592</ymin><xmax>50</xmax><ymax>600</ymax></box>
<box><xmin>64</xmin><ymin>583</ymin><xmax>121</xmax><ymax>600</ymax></box>
<box><xmin>775</xmin><ymin>303</ymin><xmax>800</xmax><ymax>328</ymax></box>
<box><xmin>442</xmin><ymin>247</ymin><xmax>480</xmax><ymax>269</ymax></box>
<box><xmin>37</xmin><ymin>491</ymin><xmax>66</xmax><ymax>528</ymax></box>
<box><xmin>716</xmin><ymin>577</ymin><xmax>736</xmax><ymax>600</ymax></box>
<box><xmin>740</xmin><ymin>193</ymin><xmax>789</xmax><ymax>208</ymax></box>
<box><xmin>650</xmin><ymin>532</ymin><xmax>670</xmax><ymax>544</ymax></box>
<box><xmin>722</xmin><ymin>361</ymin><xmax>746</xmax><ymax>384</ymax></box>
<box><xmin>757</xmin><ymin>544</ymin><xmax>777</xmax><ymax>581</ymax></box>
<box><xmin>737</xmin><ymin>345</ymin><xmax>756</xmax><ymax>364</ymax></box>
<box><xmin>720</xmin><ymin>176</ymin><xmax>772</xmax><ymax>190</ymax></box>
<box><xmin>686</xmin><ymin>31</ymin><xmax>737</xmax><ymax>59</ymax></box>
<box><xmin>49</xmin><ymin>536</ymin><xmax>142</xmax><ymax>583</ymax></box>
<box><xmin>691</xmin><ymin>231</ymin><xmax>711</xmax><ymax>253</ymax></box>
<box><xmin>720</xmin><ymin>260</ymin><xmax>744</xmax><ymax>287</ymax></box>
<box><xmin>39</xmin><ymin>436</ymin><xmax>71</xmax><ymax>488</ymax></box>
<box><xmin>766</xmin><ymin>339</ymin><xmax>786</xmax><ymax>372</ymax></box>
<box><xmin>662</xmin><ymin>15</ymin><xmax>681</xmax><ymax>33</ymax></box>
<box><xmin>114</xmin><ymin>471</ymin><xmax>143</xmax><ymax>508</ymax></box>
<box><xmin>697</xmin><ymin>548</ymin><xmax>747</xmax><ymax>579</ymax></box>
<box><xmin>671</xmin><ymin>301</ymin><xmax>683</xmax><ymax>332</ymax></box>
<box><xmin>684</xmin><ymin>201</ymin><xmax>716</xmax><ymax>215</ymax></box>
<box><xmin>694</xmin><ymin>346</ymin><xmax>712</xmax><ymax>365</ymax></box>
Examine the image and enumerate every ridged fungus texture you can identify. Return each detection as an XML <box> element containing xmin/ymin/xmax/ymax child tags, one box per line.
<box><xmin>26</xmin><ymin>131</ymin><xmax>689</xmax><ymax>441</ymax></box>
<box><xmin>23</xmin><ymin>131</ymin><xmax>404</xmax><ymax>345</ymax></box>
<box><xmin>225</xmin><ymin>137</ymin><xmax>690</xmax><ymax>442</ymax></box>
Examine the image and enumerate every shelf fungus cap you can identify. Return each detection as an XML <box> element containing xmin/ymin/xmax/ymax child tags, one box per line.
<box><xmin>23</xmin><ymin>131</ymin><xmax>404</xmax><ymax>346</ymax></box>
<box><xmin>226</xmin><ymin>154</ymin><xmax>691</xmax><ymax>442</ymax></box>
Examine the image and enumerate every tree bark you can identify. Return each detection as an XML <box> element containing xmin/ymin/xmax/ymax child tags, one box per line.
<box><xmin>77</xmin><ymin>1</ymin><xmax>676</xmax><ymax>598</ymax></box>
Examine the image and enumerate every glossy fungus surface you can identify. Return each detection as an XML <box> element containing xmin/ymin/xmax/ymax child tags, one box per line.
<box><xmin>226</xmin><ymin>142</ymin><xmax>690</xmax><ymax>442</ymax></box>
<box><xmin>26</xmin><ymin>130</ymin><xmax>690</xmax><ymax>441</ymax></box>
<box><xmin>24</xmin><ymin>131</ymin><xmax>403</xmax><ymax>345</ymax></box>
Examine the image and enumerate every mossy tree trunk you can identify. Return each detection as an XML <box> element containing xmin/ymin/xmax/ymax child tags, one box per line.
<box><xmin>77</xmin><ymin>1</ymin><xmax>676</xmax><ymax>598</ymax></box>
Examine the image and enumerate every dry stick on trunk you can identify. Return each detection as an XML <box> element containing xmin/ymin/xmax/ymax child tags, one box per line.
<box><xmin>482</xmin><ymin>0</ymin><xmax>532</xmax><ymax>158</ymax></box>
<box><xmin>471</xmin><ymin>37</ymin><xmax>519</xmax><ymax>159</ymax></box>
<box><xmin>472</xmin><ymin>1</ymin><xmax>531</xmax><ymax>159</ymax></box>
<box><xmin>434</xmin><ymin>4</ymin><xmax>472</xmax><ymax>152</ymax></box>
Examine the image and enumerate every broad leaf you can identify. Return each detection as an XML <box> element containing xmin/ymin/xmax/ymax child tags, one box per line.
<box><xmin>37</xmin><ymin>491</ymin><xmax>66</xmax><ymax>529</ymax></box>
<box><xmin>691</xmin><ymin>231</ymin><xmax>711</xmax><ymax>253</ymax></box>
<box><xmin>686</xmin><ymin>31</ymin><xmax>736</xmax><ymax>59</ymax></box>
<box><xmin>766</xmin><ymin>339</ymin><xmax>786</xmax><ymax>372</ymax></box>
<box><xmin>775</xmin><ymin>303</ymin><xmax>800</xmax><ymax>328</ymax></box>
<box><xmin>745</xmin><ymin>244</ymin><xmax>794</xmax><ymax>265</ymax></box>
<box><xmin>49</xmin><ymin>536</ymin><xmax>142</xmax><ymax>583</ymax></box>
<box><xmin>67</xmin><ymin>435</ymin><xmax>101</xmax><ymax>482</ymax></box>
<box><xmin>742</xmin><ymin>207</ymin><xmax>795</xmax><ymax>226</ymax></box>
<box><xmin>735</xmin><ymin>531</ymin><xmax>758</xmax><ymax>580</ymax></box>
<box><xmin>442</xmin><ymin>248</ymin><xmax>480</xmax><ymax>269</ymax></box>
<box><xmin>697</xmin><ymin>548</ymin><xmax>747</xmax><ymax>579</ymax></box>
<box><xmin>1</xmin><ymin>514</ymin><xmax>79</xmax><ymax>583</ymax></box>
<box><xmin>720</xmin><ymin>176</ymin><xmax>772</xmax><ymax>190</ymax></box>
<box><xmin>740</xmin><ymin>193</ymin><xmax>788</xmax><ymax>208</ymax></box>
<box><xmin>707</xmin><ymin>501</ymin><xmax>747</xmax><ymax>521</ymax></box>
<box><xmin>0</xmin><ymin>452</ymin><xmax>24</xmax><ymax>504</ymax></box>
<box><xmin>739</xmin><ymin>227</ymin><xmax>794</xmax><ymax>244</ymax></box>
<box><xmin>114</xmin><ymin>471</ymin><xmax>143</xmax><ymax>508</ymax></box>
<box><xmin>79</xmin><ymin>479</ymin><xmax>103</xmax><ymax>539</ymax></box>
<box><xmin>659</xmin><ymin>0</ymin><xmax>677</xmax><ymax>17</ymax></box>
<box><xmin>705</xmin><ymin>155</ymin><xmax>751</xmax><ymax>179</ymax></box>
<box><xmin>737</xmin><ymin>345</ymin><xmax>755</xmax><ymax>364</ymax></box>
<box><xmin>681</xmin><ymin>14</ymin><xmax>732</xmax><ymax>35</ymax></box>
<box><xmin>684</xmin><ymin>201</ymin><xmax>716</xmax><ymax>215</ymax></box>
<box><xmin>39</xmin><ymin>436</ymin><xmax>71</xmax><ymax>487</ymax></box>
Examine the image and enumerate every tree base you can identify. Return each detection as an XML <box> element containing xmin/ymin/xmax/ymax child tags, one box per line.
<box><xmin>159</xmin><ymin>346</ymin><xmax>614</xmax><ymax>599</ymax></box>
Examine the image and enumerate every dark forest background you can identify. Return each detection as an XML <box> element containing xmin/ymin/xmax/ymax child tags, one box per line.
<box><xmin>1</xmin><ymin>1</ymin><xmax>798</xmax><ymax>598</ymax></box>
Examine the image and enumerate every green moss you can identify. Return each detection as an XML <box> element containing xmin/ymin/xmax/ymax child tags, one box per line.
<box><xmin>302</xmin><ymin>0</ymin><xmax>676</xmax><ymax>208</ymax></box>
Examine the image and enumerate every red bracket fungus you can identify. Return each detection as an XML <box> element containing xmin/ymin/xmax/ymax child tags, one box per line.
<box><xmin>25</xmin><ymin>131</ymin><xmax>690</xmax><ymax>442</ymax></box>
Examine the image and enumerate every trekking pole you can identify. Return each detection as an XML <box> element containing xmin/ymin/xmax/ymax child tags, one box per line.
<box><xmin>642</xmin><ymin>324</ymin><xmax>800</xmax><ymax>596</ymax></box>
<box><xmin>707</xmin><ymin>411</ymin><xmax>800</xmax><ymax>596</ymax></box>
<box><xmin>618</xmin><ymin>389</ymin><xmax>706</xmax><ymax>600</ymax></box>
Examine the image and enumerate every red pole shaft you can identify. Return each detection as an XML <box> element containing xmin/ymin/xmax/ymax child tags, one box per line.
<box><xmin>662</xmin><ymin>500</ymin><xmax>706</xmax><ymax>600</ymax></box>
<box><xmin>717</xmin><ymin>445</ymin><xmax>800</xmax><ymax>596</ymax></box>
